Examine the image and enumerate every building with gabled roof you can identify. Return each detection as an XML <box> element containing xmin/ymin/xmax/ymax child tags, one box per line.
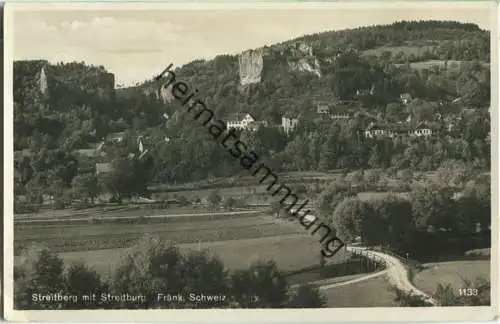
<box><xmin>95</xmin><ymin>162</ymin><xmax>113</xmax><ymax>175</ymax></box>
<box><xmin>364</xmin><ymin>122</ymin><xmax>391</xmax><ymax>138</ymax></box>
<box><xmin>411</xmin><ymin>122</ymin><xmax>433</xmax><ymax>137</ymax></box>
<box><xmin>108</xmin><ymin>132</ymin><xmax>125</xmax><ymax>143</ymax></box>
<box><xmin>329</xmin><ymin>105</ymin><xmax>351</xmax><ymax>121</ymax></box>
<box><xmin>316</xmin><ymin>103</ymin><xmax>330</xmax><ymax>115</ymax></box>
<box><xmin>226</xmin><ymin>113</ymin><xmax>255</xmax><ymax>130</ymax></box>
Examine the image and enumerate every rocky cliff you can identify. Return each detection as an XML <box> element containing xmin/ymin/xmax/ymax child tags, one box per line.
<box><xmin>288</xmin><ymin>58</ymin><xmax>321</xmax><ymax>77</ymax></box>
<box><xmin>14</xmin><ymin>60</ymin><xmax>116</xmax><ymax>112</ymax></box>
<box><xmin>141</xmin><ymin>82</ymin><xmax>175</xmax><ymax>103</ymax></box>
<box><xmin>238</xmin><ymin>49</ymin><xmax>264</xmax><ymax>86</ymax></box>
<box><xmin>287</xmin><ymin>42</ymin><xmax>322</xmax><ymax>77</ymax></box>
<box><xmin>39</xmin><ymin>66</ymin><xmax>49</xmax><ymax>97</ymax></box>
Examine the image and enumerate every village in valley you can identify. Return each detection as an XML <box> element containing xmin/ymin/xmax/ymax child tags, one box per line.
<box><xmin>44</xmin><ymin>88</ymin><xmax>486</xmax><ymax>189</ymax></box>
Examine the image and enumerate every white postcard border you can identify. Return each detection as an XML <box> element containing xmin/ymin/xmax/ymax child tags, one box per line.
<box><xmin>3</xmin><ymin>1</ymin><xmax>499</xmax><ymax>322</ymax></box>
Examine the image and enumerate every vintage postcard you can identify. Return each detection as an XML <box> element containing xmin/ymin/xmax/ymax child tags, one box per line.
<box><xmin>3</xmin><ymin>1</ymin><xmax>498</xmax><ymax>322</ymax></box>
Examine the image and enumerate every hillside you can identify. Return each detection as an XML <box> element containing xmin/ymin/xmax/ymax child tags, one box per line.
<box><xmin>13</xmin><ymin>20</ymin><xmax>491</xmax><ymax>206</ymax></box>
<box><xmin>123</xmin><ymin>20</ymin><xmax>489</xmax><ymax>122</ymax></box>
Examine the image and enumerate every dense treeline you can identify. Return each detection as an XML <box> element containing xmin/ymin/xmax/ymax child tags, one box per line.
<box><xmin>315</xmin><ymin>173</ymin><xmax>491</xmax><ymax>261</ymax></box>
<box><xmin>294</xmin><ymin>20</ymin><xmax>489</xmax><ymax>62</ymax></box>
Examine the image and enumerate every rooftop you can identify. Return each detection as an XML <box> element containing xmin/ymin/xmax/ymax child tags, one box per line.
<box><xmin>227</xmin><ymin>113</ymin><xmax>254</xmax><ymax>123</ymax></box>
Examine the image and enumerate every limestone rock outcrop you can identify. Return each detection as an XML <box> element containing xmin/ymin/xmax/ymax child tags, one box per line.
<box><xmin>158</xmin><ymin>83</ymin><xmax>175</xmax><ymax>103</ymax></box>
<box><xmin>288</xmin><ymin>42</ymin><xmax>322</xmax><ymax>77</ymax></box>
<box><xmin>14</xmin><ymin>60</ymin><xmax>116</xmax><ymax>110</ymax></box>
<box><xmin>288</xmin><ymin>58</ymin><xmax>322</xmax><ymax>77</ymax></box>
<box><xmin>39</xmin><ymin>66</ymin><xmax>48</xmax><ymax>97</ymax></box>
<box><xmin>239</xmin><ymin>49</ymin><xmax>264</xmax><ymax>86</ymax></box>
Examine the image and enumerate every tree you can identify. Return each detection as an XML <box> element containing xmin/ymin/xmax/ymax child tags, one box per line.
<box><xmin>397</xmin><ymin>169</ymin><xmax>413</xmax><ymax>183</ymax></box>
<box><xmin>316</xmin><ymin>182</ymin><xmax>353</xmax><ymax>221</ymax></box>
<box><xmin>293</xmin><ymin>184</ymin><xmax>308</xmax><ymax>196</ymax></box>
<box><xmin>102</xmin><ymin>158</ymin><xmax>148</xmax><ymax>201</ymax></box>
<box><xmin>112</xmin><ymin>235</ymin><xmax>230</xmax><ymax>309</ymax></box>
<box><xmin>270</xmin><ymin>200</ymin><xmax>282</xmax><ymax>217</ymax></box>
<box><xmin>71</xmin><ymin>173</ymin><xmax>100</xmax><ymax>203</ymax></box>
<box><xmin>181</xmin><ymin>251</ymin><xmax>229</xmax><ymax>309</ymax></box>
<box><xmin>386</xmin><ymin>102</ymin><xmax>404</xmax><ymax>117</ymax></box>
<box><xmin>364</xmin><ymin>169</ymin><xmax>382</xmax><ymax>185</ymax></box>
<box><xmin>370</xmin><ymin>195</ymin><xmax>414</xmax><ymax>247</ymax></box>
<box><xmin>433</xmin><ymin>278</ymin><xmax>490</xmax><ymax>306</ymax></box>
<box><xmin>433</xmin><ymin>283</ymin><xmax>459</xmax><ymax>306</ymax></box>
<box><xmin>229</xmin><ymin>261</ymin><xmax>288</xmax><ymax>308</ymax></box>
<box><xmin>350</xmin><ymin>170</ymin><xmax>364</xmax><ymax>187</ymax></box>
<box><xmin>222</xmin><ymin>196</ymin><xmax>237</xmax><ymax>210</ymax></box>
<box><xmin>391</xmin><ymin>287</ymin><xmax>433</xmax><ymax>307</ymax></box>
<box><xmin>112</xmin><ymin>235</ymin><xmax>184</xmax><ymax>309</ymax></box>
<box><xmin>65</xmin><ymin>262</ymin><xmax>109</xmax><ymax>309</ymax></box>
<box><xmin>24</xmin><ymin>180</ymin><xmax>44</xmax><ymax>212</ymax></box>
<box><xmin>176</xmin><ymin>195</ymin><xmax>189</xmax><ymax>206</ymax></box>
<box><xmin>332</xmin><ymin>197</ymin><xmax>375</xmax><ymax>244</ymax></box>
<box><xmin>207</xmin><ymin>190</ymin><xmax>222</xmax><ymax>209</ymax></box>
<box><xmin>14</xmin><ymin>244</ymin><xmax>65</xmax><ymax>310</ymax></box>
<box><xmin>456</xmin><ymin>181</ymin><xmax>490</xmax><ymax>231</ymax></box>
<box><xmin>409</xmin><ymin>185</ymin><xmax>457</xmax><ymax>230</ymax></box>
<box><xmin>285</xmin><ymin>285</ymin><xmax>326</xmax><ymax>308</ymax></box>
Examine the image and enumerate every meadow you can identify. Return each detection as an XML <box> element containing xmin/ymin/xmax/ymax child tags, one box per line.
<box><xmin>396</xmin><ymin>60</ymin><xmax>491</xmax><ymax>71</ymax></box>
<box><xmin>414</xmin><ymin>260</ymin><xmax>491</xmax><ymax>295</ymax></box>
<box><xmin>321</xmin><ymin>274</ymin><xmax>398</xmax><ymax>307</ymax></box>
<box><xmin>15</xmin><ymin>213</ymin><xmax>302</xmax><ymax>253</ymax></box>
<box><xmin>15</xmin><ymin>212</ymin><xmax>353</xmax><ymax>279</ymax></box>
<box><xmin>362</xmin><ymin>45</ymin><xmax>436</xmax><ymax>57</ymax></box>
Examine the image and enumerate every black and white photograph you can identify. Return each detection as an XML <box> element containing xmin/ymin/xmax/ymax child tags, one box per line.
<box><xmin>3</xmin><ymin>1</ymin><xmax>498</xmax><ymax>322</ymax></box>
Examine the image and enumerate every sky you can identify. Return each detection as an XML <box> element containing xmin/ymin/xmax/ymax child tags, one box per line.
<box><xmin>12</xmin><ymin>3</ymin><xmax>492</xmax><ymax>87</ymax></box>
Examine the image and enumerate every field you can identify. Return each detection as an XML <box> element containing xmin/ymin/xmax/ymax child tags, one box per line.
<box><xmin>357</xmin><ymin>191</ymin><xmax>409</xmax><ymax>201</ymax></box>
<box><xmin>362</xmin><ymin>45</ymin><xmax>436</xmax><ymax>57</ymax></box>
<box><xmin>15</xmin><ymin>205</ymin><xmax>221</xmax><ymax>221</ymax></box>
<box><xmin>15</xmin><ymin>213</ymin><xmax>352</xmax><ymax>278</ymax></box>
<box><xmin>321</xmin><ymin>274</ymin><xmax>398</xmax><ymax>307</ymax></box>
<box><xmin>152</xmin><ymin>185</ymin><xmax>272</xmax><ymax>204</ymax></box>
<box><xmin>15</xmin><ymin>213</ymin><xmax>305</xmax><ymax>253</ymax></box>
<box><xmin>413</xmin><ymin>260</ymin><xmax>490</xmax><ymax>295</ymax></box>
<box><xmin>148</xmin><ymin>171</ymin><xmax>347</xmax><ymax>203</ymax></box>
<box><xmin>51</xmin><ymin>234</ymin><xmax>351</xmax><ymax>279</ymax></box>
<box><xmin>396</xmin><ymin>60</ymin><xmax>490</xmax><ymax>71</ymax></box>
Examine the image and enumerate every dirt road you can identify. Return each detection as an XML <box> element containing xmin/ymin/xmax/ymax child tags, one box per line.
<box><xmin>346</xmin><ymin>246</ymin><xmax>438</xmax><ymax>305</ymax></box>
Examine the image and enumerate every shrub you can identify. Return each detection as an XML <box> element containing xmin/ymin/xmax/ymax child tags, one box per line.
<box><xmin>229</xmin><ymin>260</ymin><xmax>288</xmax><ymax>308</ymax></box>
<box><xmin>14</xmin><ymin>244</ymin><xmax>65</xmax><ymax>310</ymax></box>
<box><xmin>390</xmin><ymin>286</ymin><xmax>434</xmax><ymax>307</ymax></box>
<box><xmin>64</xmin><ymin>262</ymin><xmax>109</xmax><ymax>309</ymax></box>
<box><xmin>286</xmin><ymin>285</ymin><xmax>326</xmax><ymax>308</ymax></box>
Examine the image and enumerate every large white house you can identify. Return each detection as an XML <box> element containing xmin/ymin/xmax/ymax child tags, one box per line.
<box><xmin>226</xmin><ymin>113</ymin><xmax>255</xmax><ymax>130</ymax></box>
<box><xmin>411</xmin><ymin>122</ymin><xmax>433</xmax><ymax>137</ymax></box>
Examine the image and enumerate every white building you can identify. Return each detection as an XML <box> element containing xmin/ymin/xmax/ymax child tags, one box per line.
<box><xmin>411</xmin><ymin>123</ymin><xmax>433</xmax><ymax>137</ymax></box>
<box><xmin>282</xmin><ymin>117</ymin><xmax>299</xmax><ymax>134</ymax></box>
<box><xmin>364</xmin><ymin>122</ymin><xmax>392</xmax><ymax>138</ymax></box>
<box><xmin>226</xmin><ymin>113</ymin><xmax>255</xmax><ymax>130</ymax></box>
<box><xmin>108</xmin><ymin>132</ymin><xmax>125</xmax><ymax>143</ymax></box>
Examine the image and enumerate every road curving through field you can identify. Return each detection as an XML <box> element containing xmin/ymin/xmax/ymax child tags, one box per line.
<box><xmin>345</xmin><ymin>246</ymin><xmax>438</xmax><ymax>305</ymax></box>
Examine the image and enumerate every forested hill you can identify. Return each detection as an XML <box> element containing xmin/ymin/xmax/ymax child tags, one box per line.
<box><xmin>13</xmin><ymin>20</ymin><xmax>491</xmax><ymax>194</ymax></box>
<box><xmin>127</xmin><ymin>19</ymin><xmax>490</xmax><ymax>122</ymax></box>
